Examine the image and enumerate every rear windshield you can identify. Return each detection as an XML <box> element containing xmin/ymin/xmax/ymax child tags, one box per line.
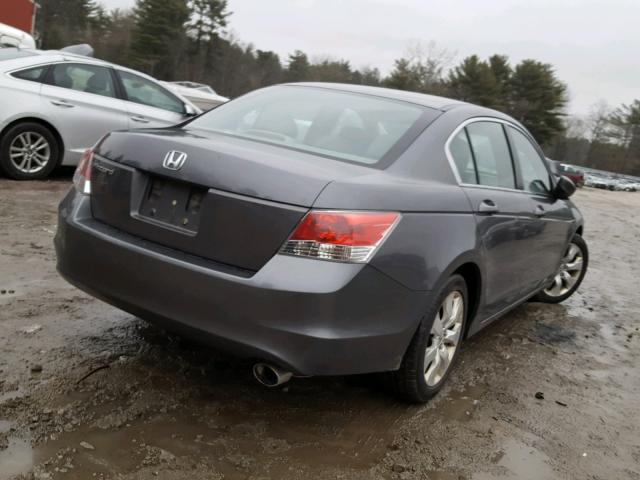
<box><xmin>187</xmin><ymin>86</ymin><xmax>429</xmax><ymax>166</ymax></box>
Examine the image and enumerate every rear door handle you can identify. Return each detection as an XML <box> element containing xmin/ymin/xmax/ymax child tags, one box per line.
<box><xmin>478</xmin><ymin>199</ymin><xmax>499</xmax><ymax>214</ymax></box>
<box><xmin>50</xmin><ymin>99</ymin><xmax>74</xmax><ymax>108</ymax></box>
<box><xmin>131</xmin><ymin>116</ymin><xmax>150</xmax><ymax>123</ymax></box>
<box><xmin>534</xmin><ymin>205</ymin><xmax>546</xmax><ymax>217</ymax></box>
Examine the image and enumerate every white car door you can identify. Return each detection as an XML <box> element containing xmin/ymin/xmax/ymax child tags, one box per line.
<box><xmin>115</xmin><ymin>70</ymin><xmax>189</xmax><ymax>129</ymax></box>
<box><xmin>40</xmin><ymin>62</ymin><xmax>129</xmax><ymax>165</ymax></box>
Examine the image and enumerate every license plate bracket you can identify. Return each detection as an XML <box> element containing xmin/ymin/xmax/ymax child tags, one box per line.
<box><xmin>138</xmin><ymin>176</ymin><xmax>206</xmax><ymax>233</ymax></box>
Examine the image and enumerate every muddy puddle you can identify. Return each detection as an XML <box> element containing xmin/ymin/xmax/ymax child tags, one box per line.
<box><xmin>473</xmin><ymin>437</ymin><xmax>556</xmax><ymax>480</ymax></box>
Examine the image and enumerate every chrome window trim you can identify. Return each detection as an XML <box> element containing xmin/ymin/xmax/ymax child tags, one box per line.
<box><xmin>6</xmin><ymin>59</ymin><xmax>108</xmax><ymax>76</ymax></box>
<box><xmin>444</xmin><ymin>116</ymin><xmax>553</xmax><ymax>198</ymax></box>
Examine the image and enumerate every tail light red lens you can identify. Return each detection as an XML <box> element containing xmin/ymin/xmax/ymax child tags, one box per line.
<box><xmin>73</xmin><ymin>149</ymin><xmax>93</xmax><ymax>194</ymax></box>
<box><xmin>280</xmin><ymin>211</ymin><xmax>400</xmax><ymax>263</ymax></box>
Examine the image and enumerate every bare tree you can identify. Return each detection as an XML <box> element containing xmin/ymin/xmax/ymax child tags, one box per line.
<box><xmin>404</xmin><ymin>40</ymin><xmax>456</xmax><ymax>86</ymax></box>
<box><xmin>386</xmin><ymin>40</ymin><xmax>456</xmax><ymax>94</ymax></box>
<box><xmin>586</xmin><ymin>100</ymin><xmax>611</xmax><ymax>143</ymax></box>
<box><xmin>565</xmin><ymin>116</ymin><xmax>588</xmax><ymax>138</ymax></box>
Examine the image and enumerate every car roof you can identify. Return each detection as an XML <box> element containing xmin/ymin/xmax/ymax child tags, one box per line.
<box><xmin>0</xmin><ymin>48</ymin><xmax>169</xmax><ymax>84</ymax></box>
<box><xmin>284</xmin><ymin>82</ymin><xmax>468</xmax><ymax>111</ymax></box>
<box><xmin>33</xmin><ymin>49</ymin><xmax>120</xmax><ymax>67</ymax></box>
<box><xmin>0</xmin><ymin>48</ymin><xmax>108</xmax><ymax>69</ymax></box>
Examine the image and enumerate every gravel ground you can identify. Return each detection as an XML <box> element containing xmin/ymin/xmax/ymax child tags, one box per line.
<box><xmin>0</xmin><ymin>174</ymin><xmax>639</xmax><ymax>480</ymax></box>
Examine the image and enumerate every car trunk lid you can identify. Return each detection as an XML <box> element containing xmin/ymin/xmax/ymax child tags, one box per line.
<box><xmin>89</xmin><ymin>128</ymin><xmax>370</xmax><ymax>272</ymax></box>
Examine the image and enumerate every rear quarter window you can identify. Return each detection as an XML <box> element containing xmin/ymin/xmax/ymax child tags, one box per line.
<box><xmin>11</xmin><ymin>65</ymin><xmax>47</xmax><ymax>82</ymax></box>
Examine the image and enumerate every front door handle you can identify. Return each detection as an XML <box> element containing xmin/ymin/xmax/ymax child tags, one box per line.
<box><xmin>478</xmin><ymin>199</ymin><xmax>499</xmax><ymax>214</ymax></box>
<box><xmin>534</xmin><ymin>205</ymin><xmax>546</xmax><ymax>217</ymax></box>
<box><xmin>131</xmin><ymin>115</ymin><xmax>150</xmax><ymax>123</ymax></box>
<box><xmin>50</xmin><ymin>99</ymin><xmax>74</xmax><ymax>108</ymax></box>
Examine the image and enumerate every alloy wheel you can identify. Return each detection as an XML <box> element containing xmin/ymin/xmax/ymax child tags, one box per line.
<box><xmin>9</xmin><ymin>132</ymin><xmax>51</xmax><ymax>174</ymax></box>
<box><xmin>543</xmin><ymin>242</ymin><xmax>584</xmax><ymax>297</ymax></box>
<box><xmin>424</xmin><ymin>291</ymin><xmax>464</xmax><ymax>386</ymax></box>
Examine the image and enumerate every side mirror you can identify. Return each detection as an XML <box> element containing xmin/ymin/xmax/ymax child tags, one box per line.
<box><xmin>184</xmin><ymin>103</ymin><xmax>199</xmax><ymax>117</ymax></box>
<box><xmin>554</xmin><ymin>175</ymin><xmax>576</xmax><ymax>199</ymax></box>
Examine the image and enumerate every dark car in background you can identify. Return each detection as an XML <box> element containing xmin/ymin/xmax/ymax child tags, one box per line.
<box><xmin>55</xmin><ymin>84</ymin><xmax>588</xmax><ymax>402</ymax></box>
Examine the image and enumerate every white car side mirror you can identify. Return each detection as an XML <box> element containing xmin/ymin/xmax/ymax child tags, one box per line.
<box><xmin>184</xmin><ymin>103</ymin><xmax>199</xmax><ymax>117</ymax></box>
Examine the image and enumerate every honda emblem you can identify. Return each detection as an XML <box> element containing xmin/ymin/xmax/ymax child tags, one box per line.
<box><xmin>163</xmin><ymin>150</ymin><xmax>187</xmax><ymax>171</ymax></box>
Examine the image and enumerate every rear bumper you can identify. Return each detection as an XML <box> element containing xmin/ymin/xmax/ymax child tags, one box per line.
<box><xmin>55</xmin><ymin>190</ymin><xmax>430</xmax><ymax>376</ymax></box>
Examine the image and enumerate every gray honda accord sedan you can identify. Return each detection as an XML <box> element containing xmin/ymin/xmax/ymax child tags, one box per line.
<box><xmin>55</xmin><ymin>83</ymin><xmax>588</xmax><ymax>402</ymax></box>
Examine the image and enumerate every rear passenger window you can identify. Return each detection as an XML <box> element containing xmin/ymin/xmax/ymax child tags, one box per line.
<box><xmin>449</xmin><ymin>129</ymin><xmax>477</xmax><ymax>184</ymax></box>
<box><xmin>466</xmin><ymin>122</ymin><xmax>515</xmax><ymax>189</ymax></box>
<box><xmin>508</xmin><ymin>127</ymin><xmax>552</xmax><ymax>194</ymax></box>
<box><xmin>48</xmin><ymin>63</ymin><xmax>116</xmax><ymax>98</ymax></box>
<box><xmin>11</xmin><ymin>65</ymin><xmax>46</xmax><ymax>82</ymax></box>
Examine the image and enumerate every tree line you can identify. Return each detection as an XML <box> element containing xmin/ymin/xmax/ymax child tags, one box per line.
<box><xmin>549</xmin><ymin>101</ymin><xmax>640</xmax><ymax>176</ymax></box>
<box><xmin>35</xmin><ymin>0</ymin><xmax>640</xmax><ymax>175</ymax></box>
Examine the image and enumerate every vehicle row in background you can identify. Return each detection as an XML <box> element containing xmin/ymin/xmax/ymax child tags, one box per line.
<box><xmin>586</xmin><ymin>175</ymin><xmax>640</xmax><ymax>192</ymax></box>
<box><xmin>162</xmin><ymin>81</ymin><xmax>228</xmax><ymax>111</ymax></box>
<box><xmin>0</xmin><ymin>47</ymin><xmax>202</xmax><ymax>179</ymax></box>
<box><xmin>547</xmin><ymin>159</ymin><xmax>640</xmax><ymax>192</ymax></box>
<box><xmin>585</xmin><ymin>174</ymin><xmax>640</xmax><ymax>191</ymax></box>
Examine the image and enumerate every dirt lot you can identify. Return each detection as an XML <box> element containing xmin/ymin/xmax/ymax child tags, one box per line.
<box><xmin>0</xmin><ymin>175</ymin><xmax>639</xmax><ymax>480</ymax></box>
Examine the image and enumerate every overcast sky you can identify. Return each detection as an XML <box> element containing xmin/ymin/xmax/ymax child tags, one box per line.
<box><xmin>102</xmin><ymin>0</ymin><xmax>639</xmax><ymax>116</ymax></box>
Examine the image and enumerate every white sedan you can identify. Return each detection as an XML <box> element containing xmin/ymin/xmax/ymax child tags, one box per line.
<box><xmin>0</xmin><ymin>48</ymin><xmax>200</xmax><ymax>179</ymax></box>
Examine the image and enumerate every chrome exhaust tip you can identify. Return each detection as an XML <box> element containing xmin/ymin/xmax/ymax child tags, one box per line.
<box><xmin>253</xmin><ymin>363</ymin><xmax>293</xmax><ymax>387</ymax></box>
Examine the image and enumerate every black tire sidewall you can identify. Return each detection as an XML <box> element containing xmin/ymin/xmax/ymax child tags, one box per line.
<box><xmin>0</xmin><ymin>123</ymin><xmax>60</xmax><ymax>180</ymax></box>
<box><xmin>395</xmin><ymin>274</ymin><xmax>468</xmax><ymax>402</ymax></box>
<box><xmin>534</xmin><ymin>234</ymin><xmax>589</xmax><ymax>304</ymax></box>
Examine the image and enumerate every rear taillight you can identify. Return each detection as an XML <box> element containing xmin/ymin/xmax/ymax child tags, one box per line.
<box><xmin>73</xmin><ymin>149</ymin><xmax>93</xmax><ymax>194</ymax></box>
<box><xmin>280</xmin><ymin>211</ymin><xmax>400</xmax><ymax>263</ymax></box>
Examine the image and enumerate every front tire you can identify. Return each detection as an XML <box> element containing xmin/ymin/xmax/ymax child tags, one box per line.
<box><xmin>0</xmin><ymin>122</ymin><xmax>60</xmax><ymax>180</ymax></box>
<box><xmin>392</xmin><ymin>274</ymin><xmax>468</xmax><ymax>403</ymax></box>
<box><xmin>532</xmin><ymin>234</ymin><xmax>588</xmax><ymax>304</ymax></box>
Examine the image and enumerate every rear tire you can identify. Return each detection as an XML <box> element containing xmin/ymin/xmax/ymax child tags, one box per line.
<box><xmin>392</xmin><ymin>274</ymin><xmax>468</xmax><ymax>403</ymax></box>
<box><xmin>0</xmin><ymin>122</ymin><xmax>60</xmax><ymax>180</ymax></box>
<box><xmin>532</xmin><ymin>234</ymin><xmax>588</xmax><ymax>304</ymax></box>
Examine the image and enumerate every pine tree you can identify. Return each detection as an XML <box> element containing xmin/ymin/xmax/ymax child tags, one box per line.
<box><xmin>285</xmin><ymin>51</ymin><xmax>311</xmax><ymax>82</ymax></box>
<box><xmin>606</xmin><ymin>100</ymin><xmax>640</xmax><ymax>172</ymax></box>
<box><xmin>447</xmin><ymin>55</ymin><xmax>501</xmax><ymax>109</ymax></box>
<box><xmin>508</xmin><ymin>60</ymin><xmax>567</xmax><ymax>144</ymax></box>
<box><xmin>255</xmin><ymin>50</ymin><xmax>283</xmax><ymax>87</ymax></box>
<box><xmin>607</xmin><ymin>101</ymin><xmax>640</xmax><ymax>148</ymax></box>
<box><xmin>309</xmin><ymin>59</ymin><xmax>354</xmax><ymax>83</ymax></box>
<box><xmin>353</xmin><ymin>67</ymin><xmax>381</xmax><ymax>87</ymax></box>
<box><xmin>188</xmin><ymin>0</ymin><xmax>229</xmax><ymax>52</ymax></box>
<box><xmin>385</xmin><ymin>58</ymin><xmax>422</xmax><ymax>92</ymax></box>
<box><xmin>95</xmin><ymin>9</ymin><xmax>136</xmax><ymax>66</ymax></box>
<box><xmin>131</xmin><ymin>0</ymin><xmax>190</xmax><ymax>79</ymax></box>
<box><xmin>37</xmin><ymin>0</ymin><xmax>102</xmax><ymax>49</ymax></box>
<box><xmin>488</xmin><ymin>54</ymin><xmax>511</xmax><ymax>109</ymax></box>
